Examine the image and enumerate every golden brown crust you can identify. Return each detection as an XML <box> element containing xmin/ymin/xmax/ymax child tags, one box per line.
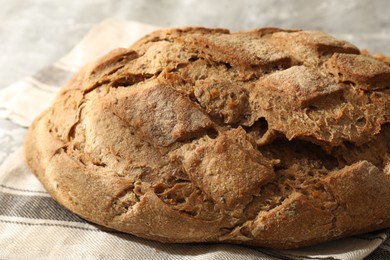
<box><xmin>24</xmin><ymin>27</ymin><xmax>390</xmax><ymax>249</ymax></box>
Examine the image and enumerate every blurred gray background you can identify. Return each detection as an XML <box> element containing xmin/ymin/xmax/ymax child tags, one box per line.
<box><xmin>0</xmin><ymin>0</ymin><xmax>389</xmax><ymax>90</ymax></box>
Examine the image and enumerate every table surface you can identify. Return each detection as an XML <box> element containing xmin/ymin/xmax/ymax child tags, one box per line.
<box><xmin>1</xmin><ymin>0</ymin><xmax>389</xmax><ymax>91</ymax></box>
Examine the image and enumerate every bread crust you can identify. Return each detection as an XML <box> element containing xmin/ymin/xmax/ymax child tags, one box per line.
<box><xmin>24</xmin><ymin>27</ymin><xmax>390</xmax><ymax>249</ymax></box>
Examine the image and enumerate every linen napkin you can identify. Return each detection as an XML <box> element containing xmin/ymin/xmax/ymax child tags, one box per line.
<box><xmin>0</xmin><ymin>18</ymin><xmax>389</xmax><ymax>260</ymax></box>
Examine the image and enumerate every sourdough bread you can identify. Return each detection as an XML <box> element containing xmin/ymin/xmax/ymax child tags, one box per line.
<box><xmin>25</xmin><ymin>27</ymin><xmax>390</xmax><ymax>249</ymax></box>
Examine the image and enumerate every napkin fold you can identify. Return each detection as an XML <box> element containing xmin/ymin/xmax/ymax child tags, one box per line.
<box><xmin>0</xmin><ymin>18</ymin><xmax>389</xmax><ymax>260</ymax></box>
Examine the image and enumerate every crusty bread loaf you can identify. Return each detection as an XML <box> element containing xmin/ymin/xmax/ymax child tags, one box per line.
<box><xmin>24</xmin><ymin>27</ymin><xmax>390</xmax><ymax>249</ymax></box>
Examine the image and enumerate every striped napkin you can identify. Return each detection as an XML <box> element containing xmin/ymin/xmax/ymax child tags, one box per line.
<box><xmin>1</xmin><ymin>18</ymin><xmax>389</xmax><ymax>260</ymax></box>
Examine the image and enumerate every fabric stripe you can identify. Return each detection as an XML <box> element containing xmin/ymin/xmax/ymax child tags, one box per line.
<box><xmin>0</xmin><ymin>185</ymin><xmax>50</xmax><ymax>197</ymax></box>
<box><xmin>26</xmin><ymin>77</ymin><xmax>60</xmax><ymax>93</ymax></box>
<box><xmin>0</xmin><ymin>218</ymin><xmax>97</xmax><ymax>232</ymax></box>
<box><xmin>32</xmin><ymin>64</ymin><xmax>75</xmax><ymax>87</ymax></box>
<box><xmin>54</xmin><ymin>60</ymin><xmax>81</xmax><ymax>73</ymax></box>
<box><xmin>0</xmin><ymin>184</ymin><xmax>48</xmax><ymax>194</ymax></box>
<box><xmin>0</xmin><ymin>217</ymin><xmax>272</xmax><ymax>260</ymax></box>
<box><xmin>0</xmin><ymin>191</ymin><xmax>85</xmax><ymax>223</ymax></box>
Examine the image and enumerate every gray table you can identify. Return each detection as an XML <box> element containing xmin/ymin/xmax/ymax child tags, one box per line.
<box><xmin>1</xmin><ymin>0</ymin><xmax>389</xmax><ymax>258</ymax></box>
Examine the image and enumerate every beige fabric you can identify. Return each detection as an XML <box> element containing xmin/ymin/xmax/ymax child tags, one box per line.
<box><xmin>0</xmin><ymin>18</ymin><xmax>389</xmax><ymax>259</ymax></box>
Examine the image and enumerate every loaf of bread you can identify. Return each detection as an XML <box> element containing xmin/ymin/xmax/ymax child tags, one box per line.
<box><xmin>24</xmin><ymin>27</ymin><xmax>390</xmax><ymax>249</ymax></box>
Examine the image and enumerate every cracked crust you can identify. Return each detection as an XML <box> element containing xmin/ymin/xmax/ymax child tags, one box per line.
<box><xmin>24</xmin><ymin>27</ymin><xmax>390</xmax><ymax>249</ymax></box>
